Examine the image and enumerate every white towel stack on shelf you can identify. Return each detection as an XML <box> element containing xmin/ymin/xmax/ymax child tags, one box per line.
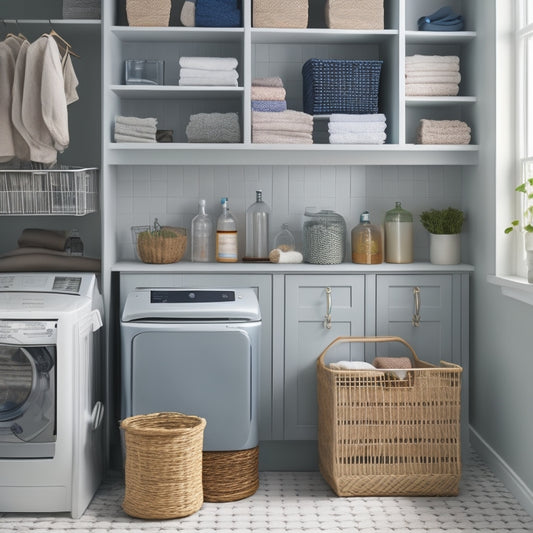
<box><xmin>405</xmin><ymin>55</ymin><xmax>461</xmax><ymax>97</ymax></box>
<box><xmin>328</xmin><ymin>114</ymin><xmax>387</xmax><ymax>144</ymax></box>
<box><xmin>114</xmin><ymin>115</ymin><xmax>157</xmax><ymax>143</ymax></box>
<box><xmin>178</xmin><ymin>56</ymin><xmax>239</xmax><ymax>87</ymax></box>
<box><xmin>252</xmin><ymin>110</ymin><xmax>313</xmax><ymax>144</ymax></box>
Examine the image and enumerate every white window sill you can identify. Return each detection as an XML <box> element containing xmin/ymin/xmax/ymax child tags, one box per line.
<box><xmin>487</xmin><ymin>275</ymin><xmax>533</xmax><ymax>306</ymax></box>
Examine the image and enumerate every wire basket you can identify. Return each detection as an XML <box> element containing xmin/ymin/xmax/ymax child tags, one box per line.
<box><xmin>302</xmin><ymin>58</ymin><xmax>382</xmax><ymax>115</ymax></box>
<box><xmin>0</xmin><ymin>166</ymin><xmax>98</xmax><ymax>216</ymax></box>
<box><xmin>317</xmin><ymin>336</ymin><xmax>462</xmax><ymax>497</ymax></box>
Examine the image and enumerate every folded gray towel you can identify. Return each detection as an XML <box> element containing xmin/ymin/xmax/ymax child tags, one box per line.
<box><xmin>114</xmin><ymin>133</ymin><xmax>157</xmax><ymax>143</ymax></box>
<box><xmin>115</xmin><ymin>115</ymin><xmax>158</xmax><ymax>128</ymax></box>
<box><xmin>185</xmin><ymin>113</ymin><xmax>241</xmax><ymax>143</ymax></box>
<box><xmin>17</xmin><ymin>228</ymin><xmax>67</xmax><ymax>251</ymax></box>
<box><xmin>115</xmin><ymin>123</ymin><xmax>157</xmax><ymax>138</ymax></box>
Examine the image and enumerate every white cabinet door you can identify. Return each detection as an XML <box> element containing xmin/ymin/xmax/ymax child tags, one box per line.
<box><xmin>284</xmin><ymin>275</ymin><xmax>365</xmax><ymax>440</ymax></box>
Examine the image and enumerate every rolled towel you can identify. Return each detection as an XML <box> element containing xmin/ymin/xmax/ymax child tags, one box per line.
<box><xmin>405</xmin><ymin>62</ymin><xmax>460</xmax><ymax>73</ymax></box>
<box><xmin>329</xmin><ymin>113</ymin><xmax>386</xmax><ymax>123</ymax></box>
<box><xmin>252</xmin><ymin>110</ymin><xmax>313</xmax><ymax>125</ymax></box>
<box><xmin>405</xmin><ymin>83</ymin><xmax>459</xmax><ymax>97</ymax></box>
<box><xmin>115</xmin><ymin>115</ymin><xmax>158</xmax><ymax>129</ymax></box>
<box><xmin>252</xmin><ymin>76</ymin><xmax>284</xmax><ymax>87</ymax></box>
<box><xmin>329</xmin><ymin>361</ymin><xmax>378</xmax><ymax>370</ymax></box>
<box><xmin>179</xmin><ymin>56</ymin><xmax>238</xmax><ymax>71</ymax></box>
<box><xmin>251</xmin><ymin>86</ymin><xmax>286</xmax><ymax>101</ymax></box>
<box><xmin>185</xmin><ymin>112</ymin><xmax>241</xmax><ymax>143</ymax></box>
<box><xmin>180</xmin><ymin>0</ymin><xmax>196</xmax><ymax>27</ymax></box>
<box><xmin>195</xmin><ymin>0</ymin><xmax>241</xmax><ymax>27</ymax></box>
<box><xmin>252</xmin><ymin>131</ymin><xmax>313</xmax><ymax>144</ymax></box>
<box><xmin>268</xmin><ymin>248</ymin><xmax>303</xmax><ymax>263</ymax></box>
<box><xmin>373</xmin><ymin>356</ymin><xmax>412</xmax><ymax>379</ymax></box>
<box><xmin>405</xmin><ymin>54</ymin><xmax>460</xmax><ymax>66</ymax></box>
<box><xmin>114</xmin><ymin>133</ymin><xmax>157</xmax><ymax>143</ymax></box>
<box><xmin>251</xmin><ymin>100</ymin><xmax>287</xmax><ymax>112</ymax></box>
<box><xmin>252</xmin><ymin>121</ymin><xmax>313</xmax><ymax>134</ymax></box>
<box><xmin>179</xmin><ymin>71</ymin><xmax>238</xmax><ymax>86</ymax></box>
<box><xmin>329</xmin><ymin>132</ymin><xmax>386</xmax><ymax>144</ymax></box>
<box><xmin>328</xmin><ymin>121</ymin><xmax>386</xmax><ymax>134</ymax></box>
<box><xmin>18</xmin><ymin>228</ymin><xmax>67</xmax><ymax>251</ymax></box>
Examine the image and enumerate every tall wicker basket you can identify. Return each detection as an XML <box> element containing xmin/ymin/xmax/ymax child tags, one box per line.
<box><xmin>121</xmin><ymin>412</ymin><xmax>206</xmax><ymax>519</ymax></box>
<box><xmin>317</xmin><ymin>336</ymin><xmax>462</xmax><ymax>497</ymax></box>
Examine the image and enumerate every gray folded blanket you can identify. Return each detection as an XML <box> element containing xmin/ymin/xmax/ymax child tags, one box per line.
<box><xmin>185</xmin><ymin>113</ymin><xmax>241</xmax><ymax>143</ymax></box>
<box><xmin>0</xmin><ymin>252</ymin><xmax>101</xmax><ymax>272</ymax></box>
<box><xmin>17</xmin><ymin>228</ymin><xmax>68</xmax><ymax>251</ymax></box>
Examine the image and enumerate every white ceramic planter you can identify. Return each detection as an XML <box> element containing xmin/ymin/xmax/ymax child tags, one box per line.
<box><xmin>429</xmin><ymin>233</ymin><xmax>461</xmax><ymax>265</ymax></box>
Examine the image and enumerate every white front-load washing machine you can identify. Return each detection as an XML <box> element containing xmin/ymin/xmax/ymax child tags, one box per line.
<box><xmin>0</xmin><ymin>273</ymin><xmax>104</xmax><ymax>518</ymax></box>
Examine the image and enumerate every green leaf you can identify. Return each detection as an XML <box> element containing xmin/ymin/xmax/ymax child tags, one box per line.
<box><xmin>528</xmin><ymin>177</ymin><xmax>533</xmax><ymax>186</ymax></box>
<box><xmin>525</xmin><ymin>224</ymin><xmax>533</xmax><ymax>232</ymax></box>
<box><xmin>516</xmin><ymin>183</ymin><xmax>528</xmax><ymax>193</ymax></box>
<box><xmin>504</xmin><ymin>227</ymin><xmax>514</xmax><ymax>234</ymax></box>
<box><xmin>511</xmin><ymin>220</ymin><xmax>520</xmax><ymax>226</ymax></box>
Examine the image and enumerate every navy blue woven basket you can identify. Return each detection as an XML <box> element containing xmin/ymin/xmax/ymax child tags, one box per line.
<box><xmin>302</xmin><ymin>58</ymin><xmax>382</xmax><ymax>115</ymax></box>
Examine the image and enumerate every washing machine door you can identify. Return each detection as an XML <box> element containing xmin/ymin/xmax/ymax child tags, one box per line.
<box><xmin>0</xmin><ymin>343</ymin><xmax>56</xmax><ymax>454</ymax></box>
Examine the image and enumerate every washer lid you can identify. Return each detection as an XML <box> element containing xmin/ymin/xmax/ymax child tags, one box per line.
<box><xmin>122</xmin><ymin>288</ymin><xmax>261</xmax><ymax>322</ymax></box>
<box><xmin>0</xmin><ymin>273</ymin><xmax>97</xmax><ymax>297</ymax></box>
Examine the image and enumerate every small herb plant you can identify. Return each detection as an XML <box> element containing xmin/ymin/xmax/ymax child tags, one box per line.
<box><xmin>504</xmin><ymin>176</ymin><xmax>533</xmax><ymax>235</ymax></box>
<box><xmin>420</xmin><ymin>207</ymin><xmax>465</xmax><ymax>235</ymax></box>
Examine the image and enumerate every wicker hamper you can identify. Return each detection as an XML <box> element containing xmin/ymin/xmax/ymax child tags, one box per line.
<box><xmin>317</xmin><ymin>336</ymin><xmax>462</xmax><ymax>497</ymax></box>
<box><xmin>302</xmin><ymin>58</ymin><xmax>382</xmax><ymax>115</ymax></box>
<box><xmin>325</xmin><ymin>0</ymin><xmax>384</xmax><ymax>30</ymax></box>
<box><xmin>121</xmin><ymin>412</ymin><xmax>206</xmax><ymax>519</ymax></box>
<box><xmin>126</xmin><ymin>0</ymin><xmax>171</xmax><ymax>26</ymax></box>
<box><xmin>253</xmin><ymin>0</ymin><xmax>308</xmax><ymax>28</ymax></box>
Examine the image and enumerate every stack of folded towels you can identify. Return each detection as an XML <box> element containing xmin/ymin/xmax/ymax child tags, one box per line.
<box><xmin>179</xmin><ymin>56</ymin><xmax>239</xmax><ymax>87</ymax></box>
<box><xmin>251</xmin><ymin>77</ymin><xmax>287</xmax><ymax>112</ymax></box>
<box><xmin>252</xmin><ymin>110</ymin><xmax>313</xmax><ymax>144</ymax></box>
<box><xmin>114</xmin><ymin>116</ymin><xmax>157</xmax><ymax>143</ymax></box>
<box><xmin>405</xmin><ymin>54</ymin><xmax>461</xmax><ymax>96</ymax></box>
<box><xmin>185</xmin><ymin>112</ymin><xmax>241</xmax><ymax>143</ymax></box>
<box><xmin>416</xmin><ymin>119</ymin><xmax>471</xmax><ymax>144</ymax></box>
<box><xmin>190</xmin><ymin>0</ymin><xmax>241</xmax><ymax>27</ymax></box>
<box><xmin>328</xmin><ymin>114</ymin><xmax>387</xmax><ymax>144</ymax></box>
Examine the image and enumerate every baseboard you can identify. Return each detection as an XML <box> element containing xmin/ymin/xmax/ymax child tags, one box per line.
<box><xmin>470</xmin><ymin>425</ymin><xmax>533</xmax><ymax>517</ymax></box>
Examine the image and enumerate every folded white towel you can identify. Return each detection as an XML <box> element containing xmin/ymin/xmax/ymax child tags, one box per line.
<box><xmin>115</xmin><ymin>125</ymin><xmax>156</xmax><ymax>140</ymax></box>
<box><xmin>406</xmin><ymin>54</ymin><xmax>460</xmax><ymax>65</ymax></box>
<box><xmin>252</xmin><ymin>131</ymin><xmax>313</xmax><ymax>144</ymax></box>
<box><xmin>114</xmin><ymin>133</ymin><xmax>156</xmax><ymax>143</ymax></box>
<box><xmin>115</xmin><ymin>115</ymin><xmax>158</xmax><ymax>128</ymax></box>
<box><xmin>180</xmin><ymin>68</ymin><xmax>238</xmax><ymax>80</ymax></box>
<box><xmin>328</xmin><ymin>121</ymin><xmax>386</xmax><ymax>133</ymax></box>
<box><xmin>329</xmin><ymin>132</ymin><xmax>386</xmax><ymax>144</ymax></box>
<box><xmin>405</xmin><ymin>83</ymin><xmax>459</xmax><ymax>96</ymax></box>
<box><xmin>115</xmin><ymin>123</ymin><xmax>157</xmax><ymax>136</ymax></box>
<box><xmin>179</xmin><ymin>70</ymin><xmax>239</xmax><ymax>86</ymax></box>
<box><xmin>406</xmin><ymin>72</ymin><xmax>461</xmax><ymax>84</ymax></box>
<box><xmin>405</xmin><ymin>62</ymin><xmax>460</xmax><ymax>73</ymax></box>
<box><xmin>329</xmin><ymin>113</ymin><xmax>386</xmax><ymax>123</ymax></box>
<box><xmin>252</xmin><ymin>110</ymin><xmax>313</xmax><ymax>125</ymax></box>
<box><xmin>268</xmin><ymin>249</ymin><xmax>303</xmax><ymax>263</ymax></box>
<box><xmin>329</xmin><ymin>361</ymin><xmax>378</xmax><ymax>370</ymax></box>
<box><xmin>179</xmin><ymin>56</ymin><xmax>238</xmax><ymax>71</ymax></box>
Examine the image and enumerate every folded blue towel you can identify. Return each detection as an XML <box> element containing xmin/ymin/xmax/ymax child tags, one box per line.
<box><xmin>417</xmin><ymin>6</ymin><xmax>464</xmax><ymax>31</ymax></box>
<box><xmin>251</xmin><ymin>100</ymin><xmax>287</xmax><ymax>112</ymax></box>
<box><xmin>195</xmin><ymin>0</ymin><xmax>241</xmax><ymax>27</ymax></box>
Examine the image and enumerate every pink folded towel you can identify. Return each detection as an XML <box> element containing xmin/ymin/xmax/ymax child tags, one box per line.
<box><xmin>252</xmin><ymin>76</ymin><xmax>284</xmax><ymax>87</ymax></box>
<box><xmin>406</xmin><ymin>72</ymin><xmax>461</xmax><ymax>84</ymax></box>
<box><xmin>252</xmin><ymin>110</ymin><xmax>313</xmax><ymax>125</ymax></box>
<box><xmin>252</xmin><ymin>131</ymin><xmax>313</xmax><ymax>144</ymax></box>
<box><xmin>251</xmin><ymin>86</ymin><xmax>286</xmax><ymax>101</ymax></box>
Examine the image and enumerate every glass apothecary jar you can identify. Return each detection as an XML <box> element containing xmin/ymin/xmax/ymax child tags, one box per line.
<box><xmin>303</xmin><ymin>208</ymin><xmax>346</xmax><ymax>264</ymax></box>
<box><xmin>384</xmin><ymin>201</ymin><xmax>413</xmax><ymax>263</ymax></box>
<box><xmin>273</xmin><ymin>223</ymin><xmax>295</xmax><ymax>252</ymax></box>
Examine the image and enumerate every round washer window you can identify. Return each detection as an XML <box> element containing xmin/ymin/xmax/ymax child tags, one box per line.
<box><xmin>0</xmin><ymin>347</ymin><xmax>34</xmax><ymax>420</ymax></box>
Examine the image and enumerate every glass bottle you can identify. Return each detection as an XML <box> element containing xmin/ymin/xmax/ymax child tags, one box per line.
<box><xmin>66</xmin><ymin>228</ymin><xmax>84</xmax><ymax>256</ymax></box>
<box><xmin>273</xmin><ymin>223</ymin><xmax>295</xmax><ymax>252</ymax></box>
<box><xmin>216</xmin><ymin>197</ymin><xmax>238</xmax><ymax>262</ymax></box>
<box><xmin>191</xmin><ymin>199</ymin><xmax>213</xmax><ymax>262</ymax></box>
<box><xmin>351</xmin><ymin>211</ymin><xmax>383</xmax><ymax>264</ymax></box>
<box><xmin>384</xmin><ymin>201</ymin><xmax>413</xmax><ymax>263</ymax></box>
<box><xmin>245</xmin><ymin>190</ymin><xmax>271</xmax><ymax>260</ymax></box>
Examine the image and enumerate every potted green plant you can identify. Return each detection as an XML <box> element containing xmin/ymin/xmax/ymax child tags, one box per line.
<box><xmin>504</xmin><ymin>175</ymin><xmax>533</xmax><ymax>283</ymax></box>
<box><xmin>419</xmin><ymin>207</ymin><xmax>464</xmax><ymax>265</ymax></box>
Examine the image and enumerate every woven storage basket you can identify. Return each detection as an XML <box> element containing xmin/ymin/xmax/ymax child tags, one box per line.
<box><xmin>203</xmin><ymin>446</ymin><xmax>259</xmax><ymax>502</ymax></box>
<box><xmin>126</xmin><ymin>0</ymin><xmax>171</xmax><ymax>26</ymax></box>
<box><xmin>325</xmin><ymin>0</ymin><xmax>384</xmax><ymax>29</ymax></box>
<box><xmin>253</xmin><ymin>0</ymin><xmax>308</xmax><ymax>28</ymax></box>
<box><xmin>302</xmin><ymin>58</ymin><xmax>382</xmax><ymax>115</ymax></box>
<box><xmin>317</xmin><ymin>336</ymin><xmax>462</xmax><ymax>497</ymax></box>
<box><xmin>121</xmin><ymin>412</ymin><xmax>206</xmax><ymax>519</ymax></box>
<box><xmin>135</xmin><ymin>226</ymin><xmax>187</xmax><ymax>264</ymax></box>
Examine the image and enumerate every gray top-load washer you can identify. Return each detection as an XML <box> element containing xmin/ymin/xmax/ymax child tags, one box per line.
<box><xmin>121</xmin><ymin>288</ymin><xmax>261</xmax><ymax>451</ymax></box>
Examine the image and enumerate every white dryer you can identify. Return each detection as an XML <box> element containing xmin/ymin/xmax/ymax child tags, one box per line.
<box><xmin>0</xmin><ymin>273</ymin><xmax>104</xmax><ymax>518</ymax></box>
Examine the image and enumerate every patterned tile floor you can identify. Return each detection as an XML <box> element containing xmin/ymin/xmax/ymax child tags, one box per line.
<box><xmin>1</xmin><ymin>453</ymin><xmax>532</xmax><ymax>532</ymax></box>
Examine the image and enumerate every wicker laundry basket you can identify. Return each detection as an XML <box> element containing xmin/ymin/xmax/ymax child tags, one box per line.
<box><xmin>325</xmin><ymin>0</ymin><xmax>384</xmax><ymax>29</ymax></box>
<box><xmin>203</xmin><ymin>447</ymin><xmax>259</xmax><ymax>502</ymax></box>
<box><xmin>317</xmin><ymin>336</ymin><xmax>462</xmax><ymax>497</ymax></box>
<box><xmin>126</xmin><ymin>0</ymin><xmax>171</xmax><ymax>26</ymax></box>
<box><xmin>121</xmin><ymin>412</ymin><xmax>206</xmax><ymax>519</ymax></box>
<box><xmin>253</xmin><ymin>0</ymin><xmax>308</xmax><ymax>28</ymax></box>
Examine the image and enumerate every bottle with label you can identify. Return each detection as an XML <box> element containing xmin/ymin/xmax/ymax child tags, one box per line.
<box><xmin>351</xmin><ymin>211</ymin><xmax>383</xmax><ymax>264</ymax></box>
<box><xmin>216</xmin><ymin>197</ymin><xmax>238</xmax><ymax>262</ymax></box>
<box><xmin>384</xmin><ymin>201</ymin><xmax>413</xmax><ymax>263</ymax></box>
<box><xmin>191</xmin><ymin>199</ymin><xmax>213</xmax><ymax>262</ymax></box>
<box><xmin>245</xmin><ymin>190</ymin><xmax>271</xmax><ymax>260</ymax></box>
<box><xmin>66</xmin><ymin>228</ymin><xmax>84</xmax><ymax>256</ymax></box>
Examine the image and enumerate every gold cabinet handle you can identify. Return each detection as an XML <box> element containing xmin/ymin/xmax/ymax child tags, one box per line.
<box><xmin>324</xmin><ymin>287</ymin><xmax>332</xmax><ymax>329</ymax></box>
<box><xmin>412</xmin><ymin>286</ymin><xmax>421</xmax><ymax>327</ymax></box>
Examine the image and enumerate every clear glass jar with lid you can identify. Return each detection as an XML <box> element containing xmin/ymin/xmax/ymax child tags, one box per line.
<box><xmin>273</xmin><ymin>223</ymin><xmax>295</xmax><ymax>252</ymax></box>
<box><xmin>351</xmin><ymin>211</ymin><xmax>383</xmax><ymax>264</ymax></box>
<box><xmin>303</xmin><ymin>208</ymin><xmax>346</xmax><ymax>264</ymax></box>
<box><xmin>384</xmin><ymin>201</ymin><xmax>413</xmax><ymax>263</ymax></box>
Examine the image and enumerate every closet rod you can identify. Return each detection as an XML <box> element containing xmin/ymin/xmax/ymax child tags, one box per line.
<box><xmin>2</xmin><ymin>19</ymin><xmax>100</xmax><ymax>25</ymax></box>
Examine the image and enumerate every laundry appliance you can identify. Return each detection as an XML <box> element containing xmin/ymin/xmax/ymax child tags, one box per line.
<box><xmin>0</xmin><ymin>273</ymin><xmax>104</xmax><ymax>518</ymax></box>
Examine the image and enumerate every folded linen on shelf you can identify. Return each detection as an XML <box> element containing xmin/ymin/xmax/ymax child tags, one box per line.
<box><xmin>179</xmin><ymin>56</ymin><xmax>238</xmax><ymax>71</ymax></box>
<box><xmin>253</xmin><ymin>123</ymin><xmax>313</xmax><ymax>135</ymax></box>
<box><xmin>179</xmin><ymin>71</ymin><xmax>239</xmax><ymax>86</ymax></box>
<box><xmin>252</xmin><ymin>76</ymin><xmax>284</xmax><ymax>88</ymax></box>
<box><xmin>405</xmin><ymin>54</ymin><xmax>460</xmax><ymax>66</ymax></box>
<box><xmin>405</xmin><ymin>62</ymin><xmax>460</xmax><ymax>74</ymax></box>
<box><xmin>114</xmin><ymin>123</ymin><xmax>158</xmax><ymax>139</ymax></box>
<box><xmin>0</xmin><ymin>252</ymin><xmax>101</xmax><ymax>272</ymax></box>
<box><xmin>185</xmin><ymin>112</ymin><xmax>241</xmax><ymax>143</ymax></box>
<box><xmin>416</xmin><ymin>119</ymin><xmax>471</xmax><ymax>145</ymax></box>
<box><xmin>328</xmin><ymin>121</ymin><xmax>386</xmax><ymax>133</ymax></box>
<box><xmin>329</xmin><ymin>113</ymin><xmax>386</xmax><ymax>123</ymax></box>
<box><xmin>18</xmin><ymin>228</ymin><xmax>67</xmax><ymax>251</ymax></box>
<box><xmin>329</xmin><ymin>132</ymin><xmax>386</xmax><ymax>144</ymax></box>
<box><xmin>406</xmin><ymin>72</ymin><xmax>462</xmax><ymax>84</ymax></box>
<box><xmin>179</xmin><ymin>68</ymin><xmax>239</xmax><ymax>80</ymax></box>
<box><xmin>114</xmin><ymin>133</ymin><xmax>157</xmax><ymax>143</ymax></box>
<box><xmin>252</xmin><ymin>131</ymin><xmax>313</xmax><ymax>144</ymax></box>
<box><xmin>405</xmin><ymin>83</ymin><xmax>459</xmax><ymax>96</ymax></box>
<box><xmin>115</xmin><ymin>115</ymin><xmax>158</xmax><ymax>129</ymax></box>
<box><xmin>251</xmin><ymin>86</ymin><xmax>287</xmax><ymax>101</ymax></box>
<box><xmin>252</xmin><ymin>110</ymin><xmax>313</xmax><ymax>125</ymax></box>
<box><xmin>251</xmin><ymin>100</ymin><xmax>287</xmax><ymax>112</ymax></box>
<box><xmin>195</xmin><ymin>0</ymin><xmax>241</xmax><ymax>27</ymax></box>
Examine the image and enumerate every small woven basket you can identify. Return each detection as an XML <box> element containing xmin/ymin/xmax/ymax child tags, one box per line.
<box><xmin>317</xmin><ymin>336</ymin><xmax>462</xmax><ymax>497</ymax></box>
<box><xmin>302</xmin><ymin>58</ymin><xmax>382</xmax><ymax>115</ymax></box>
<box><xmin>121</xmin><ymin>412</ymin><xmax>206</xmax><ymax>519</ymax></box>
<box><xmin>202</xmin><ymin>447</ymin><xmax>259</xmax><ymax>502</ymax></box>
<box><xmin>325</xmin><ymin>0</ymin><xmax>384</xmax><ymax>29</ymax></box>
<box><xmin>253</xmin><ymin>0</ymin><xmax>308</xmax><ymax>28</ymax></box>
<box><xmin>135</xmin><ymin>226</ymin><xmax>187</xmax><ymax>264</ymax></box>
<box><xmin>126</xmin><ymin>0</ymin><xmax>171</xmax><ymax>26</ymax></box>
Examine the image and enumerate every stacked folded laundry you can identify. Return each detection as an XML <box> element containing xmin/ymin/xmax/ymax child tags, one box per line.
<box><xmin>114</xmin><ymin>115</ymin><xmax>157</xmax><ymax>143</ymax></box>
<box><xmin>252</xmin><ymin>110</ymin><xmax>313</xmax><ymax>144</ymax></box>
<box><xmin>251</xmin><ymin>77</ymin><xmax>287</xmax><ymax>112</ymax></box>
<box><xmin>194</xmin><ymin>0</ymin><xmax>241</xmax><ymax>27</ymax></box>
<box><xmin>328</xmin><ymin>113</ymin><xmax>387</xmax><ymax>144</ymax></box>
<box><xmin>416</xmin><ymin>119</ymin><xmax>471</xmax><ymax>144</ymax></box>
<box><xmin>179</xmin><ymin>56</ymin><xmax>239</xmax><ymax>87</ymax></box>
<box><xmin>185</xmin><ymin>112</ymin><xmax>241</xmax><ymax>143</ymax></box>
<box><xmin>405</xmin><ymin>55</ymin><xmax>461</xmax><ymax>97</ymax></box>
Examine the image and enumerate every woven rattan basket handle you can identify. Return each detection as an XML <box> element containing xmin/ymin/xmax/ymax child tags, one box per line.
<box><xmin>317</xmin><ymin>335</ymin><xmax>421</xmax><ymax>367</ymax></box>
